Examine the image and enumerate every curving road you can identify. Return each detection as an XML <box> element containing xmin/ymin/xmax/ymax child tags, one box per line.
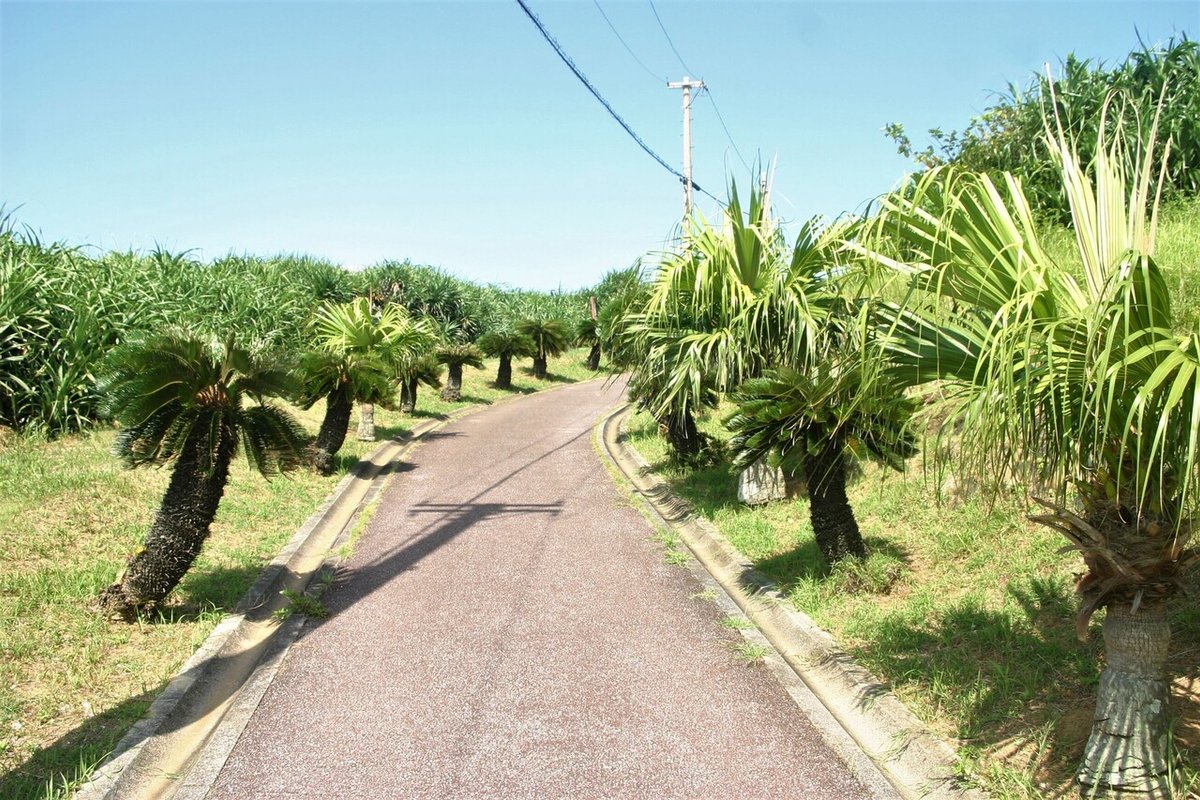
<box><xmin>198</xmin><ymin>378</ymin><xmax>892</xmax><ymax>799</ymax></box>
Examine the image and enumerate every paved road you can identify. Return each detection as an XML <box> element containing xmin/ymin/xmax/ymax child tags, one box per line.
<box><xmin>203</xmin><ymin>379</ymin><xmax>885</xmax><ymax>798</ymax></box>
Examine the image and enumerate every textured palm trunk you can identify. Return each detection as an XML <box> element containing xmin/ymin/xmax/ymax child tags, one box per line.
<box><xmin>586</xmin><ymin>343</ymin><xmax>600</xmax><ymax>371</ymax></box>
<box><xmin>533</xmin><ymin>354</ymin><xmax>548</xmax><ymax>380</ymax></box>
<box><xmin>356</xmin><ymin>403</ymin><xmax>375</xmax><ymax>441</ymax></box>
<box><xmin>661</xmin><ymin>408</ymin><xmax>702</xmax><ymax>459</ymax></box>
<box><xmin>98</xmin><ymin>426</ymin><xmax>236</xmax><ymax>619</ymax></box>
<box><xmin>313</xmin><ymin>386</ymin><xmax>353</xmax><ymax>475</ymax></box>
<box><xmin>400</xmin><ymin>379</ymin><xmax>417</xmax><ymax>413</ymax></box>
<box><xmin>441</xmin><ymin>363</ymin><xmax>463</xmax><ymax>402</ymax></box>
<box><xmin>1077</xmin><ymin>602</ymin><xmax>1174</xmax><ymax>796</ymax></box>
<box><xmin>495</xmin><ymin>355</ymin><xmax>513</xmax><ymax>389</ymax></box>
<box><xmin>804</xmin><ymin>447</ymin><xmax>866</xmax><ymax>563</ymax></box>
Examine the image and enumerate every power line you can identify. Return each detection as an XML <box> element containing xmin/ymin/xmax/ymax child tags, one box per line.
<box><xmin>514</xmin><ymin>0</ymin><xmax>717</xmax><ymax>203</ymax></box>
<box><xmin>703</xmin><ymin>88</ymin><xmax>752</xmax><ymax>173</ymax></box>
<box><xmin>592</xmin><ymin>0</ymin><xmax>665</xmax><ymax>84</ymax></box>
<box><xmin>647</xmin><ymin>0</ymin><xmax>694</xmax><ymax>76</ymax></box>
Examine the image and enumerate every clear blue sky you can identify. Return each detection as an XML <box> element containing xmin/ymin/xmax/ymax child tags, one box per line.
<box><xmin>1</xmin><ymin>1</ymin><xmax>1194</xmax><ymax>291</ymax></box>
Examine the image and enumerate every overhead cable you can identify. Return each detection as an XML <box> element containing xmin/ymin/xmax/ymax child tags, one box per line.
<box><xmin>592</xmin><ymin>0</ymin><xmax>666</xmax><ymax>84</ymax></box>
<box><xmin>704</xmin><ymin>88</ymin><xmax>752</xmax><ymax>173</ymax></box>
<box><xmin>514</xmin><ymin>0</ymin><xmax>717</xmax><ymax>202</ymax></box>
<box><xmin>647</xmin><ymin>0</ymin><xmax>695</xmax><ymax>76</ymax></box>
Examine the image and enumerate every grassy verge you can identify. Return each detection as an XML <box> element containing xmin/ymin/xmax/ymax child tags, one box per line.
<box><xmin>623</xmin><ymin>408</ymin><xmax>1200</xmax><ymax>799</ymax></box>
<box><xmin>0</xmin><ymin>349</ymin><xmax>600</xmax><ymax>799</ymax></box>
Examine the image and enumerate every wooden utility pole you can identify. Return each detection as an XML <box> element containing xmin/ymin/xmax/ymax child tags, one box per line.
<box><xmin>668</xmin><ymin>76</ymin><xmax>705</xmax><ymax>219</ymax></box>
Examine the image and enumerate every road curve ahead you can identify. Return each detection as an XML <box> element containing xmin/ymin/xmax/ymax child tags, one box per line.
<box><xmin>202</xmin><ymin>378</ymin><xmax>889</xmax><ymax>799</ymax></box>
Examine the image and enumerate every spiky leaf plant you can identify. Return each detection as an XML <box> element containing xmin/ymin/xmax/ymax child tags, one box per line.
<box><xmin>95</xmin><ymin>331</ymin><xmax>307</xmax><ymax>619</ymax></box>
<box><xmin>576</xmin><ymin>317</ymin><xmax>601</xmax><ymax>370</ymax></box>
<box><xmin>863</xmin><ymin>99</ymin><xmax>1199</xmax><ymax>794</ymax></box>
<box><xmin>299</xmin><ymin>299</ymin><xmax>433</xmax><ymax>472</ymax></box>
<box><xmin>477</xmin><ymin>330</ymin><xmax>535</xmax><ymax>389</ymax></box>
<box><xmin>515</xmin><ymin>317</ymin><xmax>571</xmax><ymax>380</ymax></box>
<box><xmin>435</xmin><ymin>343</ymin><xmax>485</xmax><ymax>402</ymax></box>
<box><xmin>397</xmin><ymin>352</ymin><xmax>442</xmax><ymax>414</ymax></box>
<box><xmin>728</xmin><ymin>365</ymin><xmax>917</xmax><ymax>564</ymax></box>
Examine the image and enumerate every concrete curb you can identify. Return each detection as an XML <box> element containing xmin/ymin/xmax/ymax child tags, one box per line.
<box><xmin>598</xmin><ymin>403</ymin><xmax>989</xmax><ymax>800</ymax></box>
<box><xmin>73</xmin><ymin>406</ymin><xmax>476</xmax><ymax>800</ymax></box>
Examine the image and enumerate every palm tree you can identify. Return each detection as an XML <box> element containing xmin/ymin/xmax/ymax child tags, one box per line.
<box><xmin>397</xmin><ymin>352</ymin><xmax>442</xmax><ymax>413</ymax></box>
<box><xmin>95</xmin><ymin>331</ymin><xmax>307</xmax><ymax>619</ymax></box>
<box><xmin>727</xmin><ymin>364</ymin><xmax>917</xmax><ymax>564</ymax></box>
<box><xmin>299</xmin><ymin>299</ymin><xmax>431</xmax><ymax>473</ymax></box>
<box><xmin>515</xmin><ymin>317</ymin><xmax>570</xmax><ymax>379</ymax></box>
<box><xmin>627</xmin><ymin>182</ymin><xmax>849</xmax><ymax>463</ymax></box>
<box><xmin>436</xmin><ymin>343</ymin><xmax>485</xmax><ymax>402</ymax></box>
<box><xmin>863</xmin><ymin>108</ymin><xmax>1199</xmax><ymax>794</ymax></box>
<box><xmin>576</xmin><ymin>317</ymin><xmax>601</xmax><ymax>370</ymax></box>
<box><xmin>477</xmin><ymin>329</ymin><xmax>534</xmax><ymax>389</ymax></box>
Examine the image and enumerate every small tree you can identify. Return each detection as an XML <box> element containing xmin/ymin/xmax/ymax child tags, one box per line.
<box><xmin>515</xmin><ymin>317</ymin><xmax>570</xmax><ymax>379</ymax></box>
<box><xmin>728</xmin><ymin>365</ymin><xmax>917</xmax><ymax>564</ymax></box>
<box><xmin>397</xmin><ymin>353</ymin><xmax>442</xmax><ymax>414</ymax></box>
<box><xmin>477</xmin><ymin>330</ymin><xmax>534</xmax><ymax>389</ymax></box>
<box><xmin>96</xmin><ymin>331</ymin><xmax>307</xmax><ymax>619</ymax></box>
<box><xmin>436</xmin><ymin>343</ymin><xmax>484</xmax><ymax>402</ymax></box>
<box><xmin>576</xmin><ymin>317</ymin><xmax>601</xmax><ymax>370</ymax></box>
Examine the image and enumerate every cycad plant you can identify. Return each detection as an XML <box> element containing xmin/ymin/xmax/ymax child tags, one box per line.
<box><xmin>477</xmin><ymin>329</ymin><xmax>534</xmax><ymax>389</ymax></box>
<box><xmin>864</xmin><ymin>105</ymin><xmax>1198</xmax><ymax>794</ymax></box>
<box><xmin>727</xmin><ymin>364</ymin><xmax>917</xmax><ymax>564</ymax></box>
<box><xmin>298</xmin><ymin>299</ymin><xmax>432</xmax><ymax>473</ymax></box>
<box><xmin>397</xmin><ymin>352</ymin><xmax>442</xmax><ymax>413</ymax></box>
<box><xmin>95</xmin><ymin>331</ymin><xmax>307</xmax><ymax>619</ymax></box>
<box><xmin>436</xmin><ymin>343</ymin><xmax>485</xmax><ymax>402</ymax></box>
<box><xmin>576</xmin><ymin>317</ymin><xmax>601</xmax><ymax>370</ymax></box>
<box><xmin>515</xmin><ymin>317</ymin><xmax>571</xmax><ymax>379</ymax></box>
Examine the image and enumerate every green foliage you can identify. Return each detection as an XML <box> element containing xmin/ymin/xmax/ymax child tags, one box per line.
<box><xmin>476</xmin><ymin>329</ymin><xmax>535</xmax><ymax>359</ymax></box>
<box><xmin>0</xmin><ymin>221</ymin><xmax>349</xmax><ymax>436</ymax></box>
<box><xmin>435</xmin><ymin>343</ymin><xmax>485</xmax><ymax>369</ymax></box>
<box><xmin>727</xmin><ymin>365</ymin><xmax>918</xmax><ymax>481</ymax></box>
<box><xmin>98</xmin><ymin>331</ymin><xmax>308</xmax><ymax>476</ymax></box>
<box><xmin>885</xmin><ymin>36</ymin><xmax>1200</xmax><ymax>220</ymax></box>
<box><xmin>514</xmin><ymin>317</ymin><xmax>571</xmax><ymax>360</ymax></box>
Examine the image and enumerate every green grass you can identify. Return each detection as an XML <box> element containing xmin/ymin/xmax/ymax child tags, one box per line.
<box><xmin>624</xmin><ymin>407</ymin><xmax>1200</xmax><ymax>798</ymax></box>
<box><xmin>0</xmin><ymin>349</ymin><xmax>600</xmax><ymax>799</ymax></box>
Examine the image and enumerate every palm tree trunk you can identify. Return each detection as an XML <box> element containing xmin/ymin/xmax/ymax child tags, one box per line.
<box><xmin>533</xmin><ymin>354</ymin><xmax>548</xmax><ymax>380</ymax></box>
<box><xmin>661</xmin><ymin>408</ymin><xmax>702</xmax><ymax>459</ymax></box>
<box><xmin>97</xmin><ymin>425</ymin><xmax>236</xmax><ymax>618</ymax></box>
<box><xmin>400</xmin><ymin>379</ymin><xmax>416</xmax><ymax>413</ymax></box>
<box><xmin>804</xmin><ymin>447</ymin><xmax>866</xmax><ymax>564</ymax></box>
<box><xmin>495</xmin><ymin>355</ymin><xmax>513</xmax><ymax>389</ymax></box>
<box><xmin>586</xmin><ymin>343</ymin><xmax>601</xmax><ymax>371</ymax></box>
<box><xmin>441</xmin><ymin>363</ymin><xmax>463</xmax><ymax>402</ymax></box>
<box><xmin>313</xmin><ymin>386</ymin><xmax>353</xmax><ymax>475</ymax></box>
<box><xmin>356</xmin><ymin>403</ymin><xmax>375</xmax><ymax>441</ymax></box>
<box><xmin>1077</xmin><ymin>602</ymin><xmax>1174</xmax><ymax>796</ymax></box>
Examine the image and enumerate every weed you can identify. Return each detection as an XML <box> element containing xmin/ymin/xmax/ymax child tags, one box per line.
<box><xmin>720</xmin><ymin>616</ymin><xmax>753</xmax><ymax>630</ymax></box>
<box><xmin>730</xmin><ymin>642</ymin><xmax>768</xmax><ymax>664</ymax></box>
<box><xmin>273</xmin><ymin>589</ymin><xmax>330</xmax><ymax>622</ymax></box>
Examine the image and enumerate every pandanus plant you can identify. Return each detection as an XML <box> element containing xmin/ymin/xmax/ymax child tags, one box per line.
<box><xmin>862</xmin><ymin>102</ymin><xmax>1199</xmax><ymax>795</ymax></box>
<box><xmin>96</xmin><ymin>331</ymin><xmax>307</xmax><ymax>619</ymax></box>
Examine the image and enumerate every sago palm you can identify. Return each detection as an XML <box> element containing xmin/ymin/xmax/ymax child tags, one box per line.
<box><xmin>515</xmin><ymin>317</ymin><xmax>570</xmax><ymax>379</ymax></box>
<box><xmin>863</xmin><ymin>105</ymin><xmax>1198</xmax><ymax>794</ymax></box>
<box><xmin>436</xmin><ymin>343</ymin><xmax>485</xmax><ymax>402</ymax></box>
<box><xmin>727</xmin><ymin>364</ymin><xmax>917</xmax><ymax>564</ymax></box>
<box><xmin>95</xmin><ymin>331</ymin><xmax>307</xmax><ymax>619</ymax></box>
<box><xmin>397</xmin><ymin>352</ymin><xmax>442</xmax><ymax>414</ymax></box>
<box><xmin>300</xmin><ymin>299</ymin><xmax>432</xmax><ymax>472</ymax></box>
<box><xmin>576</xmin><ymin>317</ymin><xmax>601</xmax><ymax>370</ymax></box>
<box><xmin>477</xmin><ymin>329</ymin><xmax>534</xmax><ymax>389</ymax></box>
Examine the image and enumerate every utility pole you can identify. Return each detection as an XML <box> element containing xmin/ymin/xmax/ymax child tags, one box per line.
<box><xmin>667</xmin><ymin>76</ymin><xmax>705</xmax><ymax>219</ymax></box>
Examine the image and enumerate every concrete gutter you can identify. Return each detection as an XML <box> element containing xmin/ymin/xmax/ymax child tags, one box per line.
<box><xmin>598</xmin><ymin>403</ymin><xmax>989</xmax><ymax>800</ymax></box>
<box><xmin>74</xmin><ymin>408</ymin><xmax>474</xmax><ymax>800</ymax></box>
